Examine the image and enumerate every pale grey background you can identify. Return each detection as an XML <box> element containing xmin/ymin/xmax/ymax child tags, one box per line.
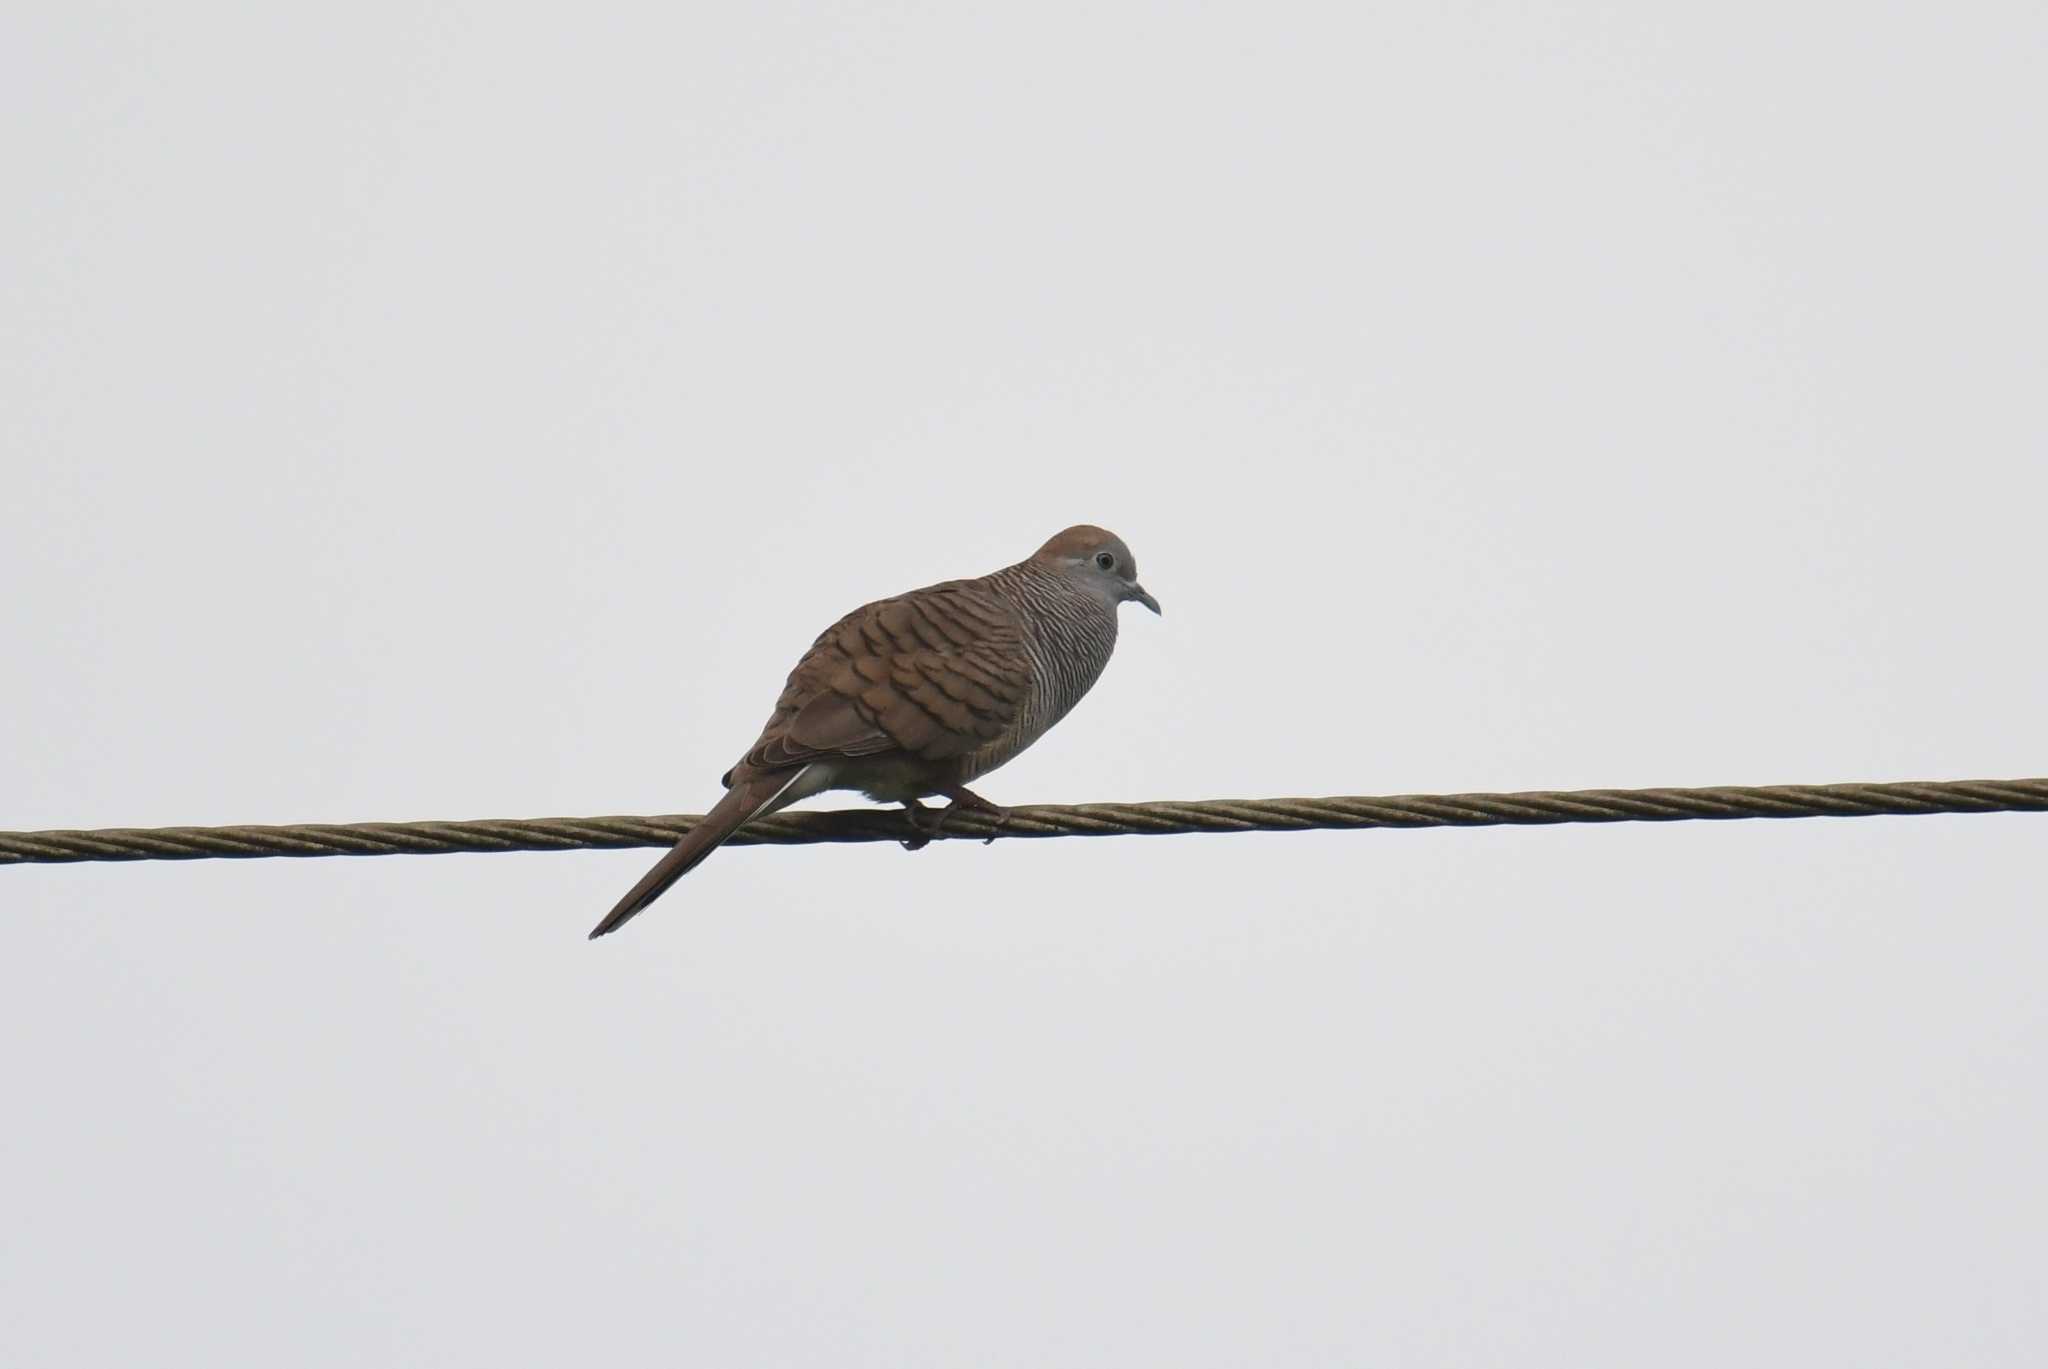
<box><xmin>4</xmin><ymin>2</ymin><xmax>2045</xmax><ymax>1364</ymax></box>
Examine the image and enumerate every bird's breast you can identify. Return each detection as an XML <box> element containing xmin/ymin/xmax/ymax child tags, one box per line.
<box><xmin>964</xmin><ymin>586</ymin><xmax>1119</xmax><ymax>779</ymax></box>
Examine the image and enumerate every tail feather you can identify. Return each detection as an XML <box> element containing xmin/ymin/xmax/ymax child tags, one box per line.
<box><xmin>587</xmin><ymin>768</ymin><xmax>804</xmax><ymax>939</ymax></box>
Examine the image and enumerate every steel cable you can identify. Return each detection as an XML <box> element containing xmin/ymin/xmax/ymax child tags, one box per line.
<box><xmin>4</xmin><ymin>777</ymin><xmax>2045</xmax><ymax>866</ymax></box>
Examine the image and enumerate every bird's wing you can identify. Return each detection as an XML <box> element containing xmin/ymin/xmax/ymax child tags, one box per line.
<box><xmin>739</xmin><ymin>580</ymin><xmax>1031</xmax><ymax>772</ymax></box>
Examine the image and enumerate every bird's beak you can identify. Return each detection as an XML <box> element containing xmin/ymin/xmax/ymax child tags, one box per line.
<box><xmin>1131</xmin><ymin>584</ymin><xmax>1162</xmax><ymax>615</ymax></box>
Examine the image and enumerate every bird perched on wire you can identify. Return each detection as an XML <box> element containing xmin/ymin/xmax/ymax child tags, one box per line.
<box><xmin>589</xmin><ymin>525</ymin><xmax>1161</xmax><ymax>939</ymax></box>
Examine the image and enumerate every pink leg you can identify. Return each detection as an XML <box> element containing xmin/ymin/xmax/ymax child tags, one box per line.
<box><xmin>937</xmin><ymin>784</ymin><xmax>1009</xmax><ymax>844</ymax></box>
<box><xmin>899</xmin><ymin>787</ymin><xmax>1010</xmax><ymax>850</ymax></box>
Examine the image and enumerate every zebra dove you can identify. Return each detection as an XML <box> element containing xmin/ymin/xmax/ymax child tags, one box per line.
<box><xmin>588</xmin><ymin>525</ymin><xmax>1161</xmax><ymax>938</ymax></box>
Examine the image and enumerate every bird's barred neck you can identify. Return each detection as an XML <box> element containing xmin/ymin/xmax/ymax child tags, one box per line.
<box><xmin>986</xmin><ymin>560</ymin><xmax>1120</xmax><ymax>755</ymax></box>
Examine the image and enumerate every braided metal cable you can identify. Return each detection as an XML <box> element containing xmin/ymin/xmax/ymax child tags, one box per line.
<box><xmin>4</xmin><ymin>777</ymin><xmax>2045</xmax><ymax>866</ymax></box>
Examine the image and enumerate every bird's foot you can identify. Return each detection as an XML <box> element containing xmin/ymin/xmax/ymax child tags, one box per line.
<box><xmin>898</xmin><ymin>788</ymin><xmax>1010</xmax><ymax>850</ymax></box>
<box><xmin>899</xmin><ymin>798</ymin><xmax>940</xmax><ymax>852</ymax></box>
<box><xmin>938</xmin><ymin>785</ymin><xmax>1010</xmax><ymax>846</ymax></box>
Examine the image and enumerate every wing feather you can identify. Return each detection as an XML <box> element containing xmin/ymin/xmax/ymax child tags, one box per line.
<box><xmin>736</xmin><ymin>579</ymin><xmax>1029</xmax><ymax>772</ymax></box>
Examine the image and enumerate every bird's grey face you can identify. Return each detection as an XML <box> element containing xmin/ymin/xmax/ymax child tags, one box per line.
<box><xmin>1067</xmin><ymin>534</ymin><xmax>1161</xmax><ymax>615</ymax></box>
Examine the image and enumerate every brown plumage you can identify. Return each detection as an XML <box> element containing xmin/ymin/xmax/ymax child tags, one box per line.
<box><xmin>589</xmin><ymin>525</ymin><xmax>1160</xmax><ymax>939</ymax></box>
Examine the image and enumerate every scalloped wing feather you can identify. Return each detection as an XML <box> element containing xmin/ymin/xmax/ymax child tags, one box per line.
<box><xmin>737</xmin><ymin>581</ymin><xmax>1030</xmax><ymax>774</ymax></box>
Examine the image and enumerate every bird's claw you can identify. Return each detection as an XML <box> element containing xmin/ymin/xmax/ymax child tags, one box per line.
<box><xmin>899</xmin><ymin>795</ymin><xmax>1010</xmax><ymax>850</ymax></box>
<box><xmin>899</xmin><ymin>800</ymin><xmax>941</xmax><ymax>852</ymax></box>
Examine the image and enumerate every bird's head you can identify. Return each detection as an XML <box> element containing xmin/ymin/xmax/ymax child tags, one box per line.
<box><xmin>1033</xmin><ymin>525</ymin><xmax>1161</xmax><ymax>615</ymax></box>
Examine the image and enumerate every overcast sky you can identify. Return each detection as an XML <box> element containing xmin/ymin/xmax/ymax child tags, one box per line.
<box><xmin>5</xmin><ymin>2</ymin><xmax>2046</xmax><ymax>1364</ymax></box>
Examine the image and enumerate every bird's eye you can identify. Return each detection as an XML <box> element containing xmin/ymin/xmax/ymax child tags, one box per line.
<box><xmin>1095</xmin><ymin>551</ymin><xmax>1117</xmax><ymax>571</ymax></box>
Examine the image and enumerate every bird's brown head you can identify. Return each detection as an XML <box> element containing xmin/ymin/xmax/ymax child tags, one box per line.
<box><xmin>1032</xmin><ymin>525</ymin><xmax>1161</xmax><ymax>615</ymax></box>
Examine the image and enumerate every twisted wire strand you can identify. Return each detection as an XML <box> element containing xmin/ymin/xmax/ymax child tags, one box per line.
<box><xmin>4</xmin><ymin>777</ymin><xmax>2045</xmax><ymax>866</ymax></box>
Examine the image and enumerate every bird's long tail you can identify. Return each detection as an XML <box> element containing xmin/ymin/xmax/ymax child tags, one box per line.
<box><xmin>586</xmin><ymin>767</ymin><xmax>806</xmax><ymax>939</ymax></box>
